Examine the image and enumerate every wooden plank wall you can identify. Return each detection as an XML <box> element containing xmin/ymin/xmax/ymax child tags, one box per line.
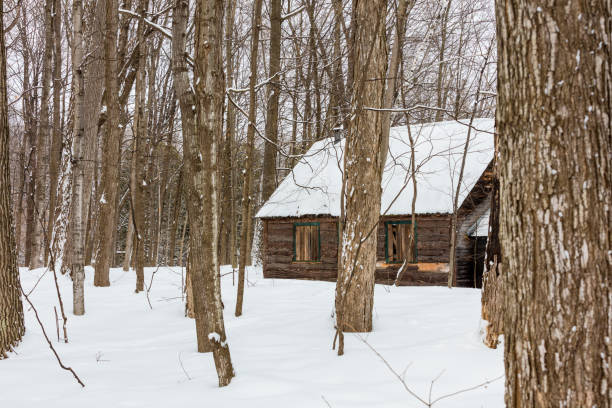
<box><xmin>455</xmin><ymin>195</ymin><xmax>491</xmax><ymax>287</ymax></box>
<box><xmin>262</xmin><ymin>214</ymin><xmax>452</xmax><ymax>286</ymax></box>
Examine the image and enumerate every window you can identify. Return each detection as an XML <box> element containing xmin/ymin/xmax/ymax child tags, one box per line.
<box><xmin>293</xmin><ymin>222</ymin><xmax>321</xmax><ymax>262</ymax></box>
<box><xmin>385</xmin><ymin>221</ymin><xmax>417</xmax><ymax>263</ymax></box>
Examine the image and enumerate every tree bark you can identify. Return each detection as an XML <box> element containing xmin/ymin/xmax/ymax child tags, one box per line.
<box><xmin>94</xmin><ymin>0</ymin><xmax>121</xmax><ymax>286</ymax></box>
<box><xmin>171</xmin><ymin>0</ymin><xmax>212</xmax><ymax>352</ymax></box>
<box><xmin>335</xmin><ymin>0</ymin><xmax>387</xmax><ymax>334</ymax></box>
<box><xmin>261</xmin><ymin>0</ymin><xmax>281</xmax><ymax>203</ymax></box>
<box><xmin>31</xmin><ymin>0</ymin><xmax>55</xmax><ymax>269</ymax></box>
<box><xmin>235</xmin><ymin>0</ymin><xmax>263</xmax><ymax>317</ymax></box>
<box><xmin>46</xmin><ymin>0</ymin><xmax>63</xmax><ymax>266</ymax></box>
<box><xmin>497</xmin><ymin>0</ymin><xmax>611</xmax><ymax>405</ymax></box>
<box><xmin>81</xmin><ymin>0</ymin><xmax>107</xmax><ymax>266</ymax></box>
<box><xmin>0</xmin><ymin>5</ymin><xmax>25</xmax><ymax>357</ymax></box>
<box><xmin>71</xmin><ymin>0</ymin><xmax>86</xmax><ymax>315</ymax></box>
<box><xmin>191</xmin><ymin>0</ymin><xmax>235</xmax><ymax>386</ymax></box>
<box><xmin>379</xmin><ymin>0</ymin><xmax>412</xmax><ymax>174</ymax></box>
<box><xmin>219</xmin><ymin>0</ymin><xmax>236</xmax><ymax>266</ymax></box>
<box><xmin>481</xmin><ymin>131</ymin><xmax>502</xmax><ymax>349</ymax></box>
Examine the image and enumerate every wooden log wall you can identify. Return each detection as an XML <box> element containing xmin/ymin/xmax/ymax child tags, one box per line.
<box><xmin>262</xmin><ymin>214</ymin><xmax>452</xmax><ymax>286</ymax></box>
<box><xmin>455</xmin><ymin>194</ymin><xmax>492</xmax><ymax>287</ymax></box>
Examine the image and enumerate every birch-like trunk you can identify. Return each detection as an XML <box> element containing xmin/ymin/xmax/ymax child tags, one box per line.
<box><xmin>71</xmin><ymin>0</ymin><xmax>86</xmax><ymax>316</ymax></box>
<box><xmin>192</xmin><ymin>0</ymin><xmax>235</xmax><ymax>386</ymax></box>
<box><xmin>497</xmin><ymin>0</ymin><xmax>610</xmax><ymax>405</ymax></box>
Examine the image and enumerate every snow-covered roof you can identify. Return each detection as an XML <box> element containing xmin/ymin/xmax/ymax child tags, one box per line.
<box><xmin>256</xmin><ymin>119</ymin><xmax>495</xmax><ymax>218</ymax></box>
<box><xmin>468</xmin><ymin>209</ymin><xmax>490</xmax><ymax>237</ymax></box>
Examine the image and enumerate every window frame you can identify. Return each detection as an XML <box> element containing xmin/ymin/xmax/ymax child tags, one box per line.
<box><xmin>292</xmin><ymin>222</ymin><xmax>322</xmax><ymax>262</ymax></box>
<box><xmin>384</xmin><ymin>220</ymin><xmax>418</xmax><ymax>264</ymax></box>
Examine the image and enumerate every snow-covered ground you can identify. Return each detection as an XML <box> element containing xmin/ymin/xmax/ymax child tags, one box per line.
<box><xmin>1</xmin><ymin>266</ymin><xmax>504</xmax><ymax>407</ymax></box>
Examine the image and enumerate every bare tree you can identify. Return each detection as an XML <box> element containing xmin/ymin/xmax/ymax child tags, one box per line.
<box><xmin>497</xmin><ymin>0</ymin><xmax>610</xmax><ymax>405</ymax></box>
<box><xmin>192</xmin><ymin>0</ymin><xmax>235</xmax><ymax>386</ymax></box>
<box><xmin>94</xmin><ymin>0</ymin><xmax>121</xmax><ymax>287</ymax></box>
<box><xmin>235</xmin><ymin>0</ymin><xmax>263</xmax><ymax>318</ymax></box>
<box><xmin>261</xmin><ymin>0</ymin><xmax>281</xmax><ymax>203</ymax></box>
<box><xmin>70</xmin><ymin>0</ymin><xmax>86</xmax><ymax>316</ymax></box>
<box><xmin>0</xmin><ymin>4</ymin><xmax>25</xmax><ymax>357</ymax></box>
<box><xmin>335</xmin><ymin>0</ymin><xmax>388</xmax><ymax>337</ymax></box>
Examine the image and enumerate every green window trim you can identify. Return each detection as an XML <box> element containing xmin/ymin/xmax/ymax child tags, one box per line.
<box><xmin>292</xmin><ymin>222</ymin><xmax>322</xmax><ymax>262</ymax></box>
<box><xmin>384</xmin><ymin>220</ymin><xmax>418</xmax><ymax>264</ymax></box>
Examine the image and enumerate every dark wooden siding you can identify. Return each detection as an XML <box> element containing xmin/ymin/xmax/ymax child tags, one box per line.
<box><xmin>262</xmin><ymin>214</ymin><xmax>451</xmax><ymax>286</ymax></box>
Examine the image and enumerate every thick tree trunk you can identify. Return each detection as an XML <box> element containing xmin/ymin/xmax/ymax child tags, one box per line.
<box><xmin>71</xmin><ymin>0</ymin><xmax>86</xmax><ymax>316</ymax></box>
<box><xmin>0</xmin><ymin>7</ymin><xmax>25</xmax><ymax>357</ymax></box>
<box><xmin>94</xmin><ymin>0</ymin><xmax>121</xmax><ymax>286</ymax></box>
<box><xmin>335</xmin><ymin>0</ymin><xmax>387</xmax><ymax>335</ymax></box>
<box><xmin>235</xmin><ymin>0</ymin><xmax>263</xmax><ymax>317</ymax></box>
<box><xmin>497</xmin><ymin>0</ymin><xmax>611</xmax><ymax>405</ymax></box>
<box><xmin>191</xmin><ymin>0</ymin><xmax>235</xmax><ymax>386</ymax></box>
<box><xmin>80</xmin><ymin>0</ymin><xmax>106</xmax><ymax>267</ymax></box>
<box><xmin>171</xmin><ymin>0</ymin><xmax>212</xmax><ymax>352</ymax></box>
<box><xmin>261</xmin><ymin>0</ymin><xmax>281</xmax><ymax>203</ymax></box>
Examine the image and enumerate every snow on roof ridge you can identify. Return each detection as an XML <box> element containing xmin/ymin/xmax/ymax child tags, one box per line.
<box><xmin>256</xmin><ymin>118</ymin><xmax>495</xmax><ymax>219</ymax></box>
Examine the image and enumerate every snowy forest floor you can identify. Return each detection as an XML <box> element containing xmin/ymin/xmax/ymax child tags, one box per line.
<box><xmin>1</xmin><ymin>266</ymin><xmax>504</xmax><ymax>407</ymax></box>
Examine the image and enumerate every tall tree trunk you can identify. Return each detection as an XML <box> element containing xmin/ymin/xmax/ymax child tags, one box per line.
<box><xmin>0</xmin><ymin>5</ymin><xmax>25</xmax><ymax>357</ymax></box>
<box><xmin>131</xmin><ymin>0</ymin><xmax>148</xmax><ymax>293</ymax></box>
<box><xmin>335</xmin><ymin>0</ymin><xmax>387</xmax><ymax>336</ymax></box>
<box><xmin>47</xmin><ymin>0</ymin><xmax>63</xmax><ymax>265</ymax></box>
<box><xmin>166</xmin><ymin>169</ymin><xmax>182</xmax><ymax>266</ymax></box>
<box><xmin>219</xmin><ymin>0</ymin><xmax>236</xmax><ymax>266</ymax></box>
<box><xmin>261</xmin><ymin>0</ymin><xmax>281</xmax><ymax>203</ymax></box>
<box><xmin>434</xmin><ymin>0</ymin><xmax>452</xmax><ymax>122</ymax></box>
<box><xmin>31</xmin><ymin>0</ymin><xmax>55</xmax><ymax>269</ymax></box>
<box><xmin>123</xmin><ymin>206</ymin><xmax>134</xmax><ymax>271</ymax></box>
<box><xmin>379</xmin><ymin>0</ymin><xmax>412</xmax><ymax>174</ymax></box>
<box><xmin>94</xmin><ymin>0</ymin><xmax>121</xmax><ymax>286</ymax></box>
<box><xmin>82</xmin><ymin>0</ymin><xmax>107</xmax><ymax>266</ymax></box>
<box><xmin>235</xmin><ymin>0</ymin><xmax>263</xmax><ymax>317</ymax></box>
<box><xmin>191</xmin><ymin>0</ymin><xmax>235</xmax><ymax>386</ymax></box>
<box><xmin>71</xmin><ymin>0</ymin><xmax>86</xmax><ymax>315</ymax></box>
<box><xmin>171</xmin><ymin>0</ymin><xmax>212</xmax><ymax>352</ymax></box>
<box><xmin>497</xmin><ymin>0</ymin><xmax>610</xmax><ymax>405</ymax></box>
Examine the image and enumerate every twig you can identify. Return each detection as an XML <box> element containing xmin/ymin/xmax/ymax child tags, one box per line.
<box><xmin>54</xmin><ymin>306</ymin><xmax>60</xmax><ymax>342</ymax></box>
<box><xmin>353</xmin><ymin>332</ymin><xmax>504</xmax><ymax>406</ymax></box>
<box><xmin>321</xmin><ymin>395</ymin><xmax>333</xmax><ymax>407</ymax></box>
<box><xmin>178</xmin><ymin>352</ymin><xmax>192</xmax><ymax>380</ymax></box>
<box><xmin>144</xmin><ymin>265</ymin><xmax>160</xmax><ymax>310</ymax></box>
<box><xmin>20</xmin><ymin>286</ymin><xmax>85</xmax><ymax>387</ymax></box>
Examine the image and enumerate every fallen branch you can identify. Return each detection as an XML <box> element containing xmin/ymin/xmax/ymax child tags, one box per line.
<box><xmin>20</xmin><ymin>287</ymin><xmax>85</xmax><ymax>387</ymax></box>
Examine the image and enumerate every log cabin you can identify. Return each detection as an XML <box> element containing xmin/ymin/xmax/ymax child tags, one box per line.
<box><xmin>256</xmin><ymin>119</ymin><xmax>494</xmax><ymax>288</ymax></box>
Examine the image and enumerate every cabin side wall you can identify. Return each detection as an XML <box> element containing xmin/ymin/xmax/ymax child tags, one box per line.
<box><xmin>263</xmin><ymin>215</ymin><xmax>451</xmax><ymax>286</ymax></box>
<box><xmin>455</xmin><ymin>195</ymin><xmax>491</xmax><ymax>287</ymax></box>
<box><xmin>263</xmin><ymin>217</ymin><xmax>338</xmax><ymax>282</ymax></box>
